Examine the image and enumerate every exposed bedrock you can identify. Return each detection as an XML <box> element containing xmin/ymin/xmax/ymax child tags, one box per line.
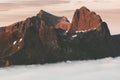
<box><xmin>0</xmin><ymin>7</ymin><xmax>120</xmax><ymax>67</ymax></box>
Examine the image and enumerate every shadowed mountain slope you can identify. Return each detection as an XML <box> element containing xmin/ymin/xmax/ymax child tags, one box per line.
<box><xmin>0</xmin><ymin>7</ymin><xmax>120</xmax><ymax>67</ymax></box>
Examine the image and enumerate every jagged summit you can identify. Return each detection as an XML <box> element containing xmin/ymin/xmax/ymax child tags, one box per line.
<box><xmin>38</xmin><ymin>10</ymin><xmax>45</xmax><ymax>15</ymax></box>
<box><xmin>37</xmin><ymin>10</ymin><xmax>63</xmax><ymax>27</ymax></box>
<box><xmin>37</xmin><ymin>10</ymin><xmax>70</xmax><ymax>31</ymax></box>
<box><xmin>0</xmin><ymin>6</ymin><xmax>120</xmax><ymax>67</ymax></box>
<box><xmin>0</xmin><ymin>9</ymin><xmax>70</xmax><ymax>61</ymax></box>
<box><xmin>80</xmin><ymin>6</ymin><xmax>90</xmax><ymax>12</ymax></box>
<box><xmin>69</xmin><ymin>6</ymin><xmax>102</xmax><ymax>35</ymax></box>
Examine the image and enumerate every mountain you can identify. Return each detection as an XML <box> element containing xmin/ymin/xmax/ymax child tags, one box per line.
<box><xmin>0</xmin><ymin>7</ymin><xmax>120</xmax><ymax>67</ymax></box>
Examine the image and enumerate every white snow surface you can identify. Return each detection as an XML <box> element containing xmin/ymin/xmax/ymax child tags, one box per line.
<box><xmin>0</xmin><ymin>57</ymin><xmax>120</xmax><ymax>80</ymax></box>
<box><xmin>72</xmin><ymin>34</ymin><xmax>77</xmax><ymax>38</ymax></box>
<box><xmin>13</xmin><ymin>41</ymin><xmax>17</xmax><ymax>45</ymax></box>
<box><xmin>19</xmin><ymin>38</ymin><xmax>22</xmax><ymax>42</ymax></box>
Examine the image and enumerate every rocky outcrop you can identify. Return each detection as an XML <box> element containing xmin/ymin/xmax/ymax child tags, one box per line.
<box><xmin>0</xmin><ymin>10</ymin><xmax>70</xmax><ymax>66</ymax></box>
<box><xmin>69</xmin><ymin>6</ymin><xmax>102</xmax><ymax>35</ymax></box>
<box><xmin>67</xmin><ymin>7</ymin><xmax>117</xmax><ymax>59</ymax></box>
<box><xmin>0</xmin><ymin>7</ymin><xmax>120</xmax><ymax>67</ymax></box>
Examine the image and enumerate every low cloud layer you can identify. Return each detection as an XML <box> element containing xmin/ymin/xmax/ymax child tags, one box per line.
<box><xmin>0</xmin><ymin>57</ymin><xmax>120</xmax><ymax>80</ymax></box>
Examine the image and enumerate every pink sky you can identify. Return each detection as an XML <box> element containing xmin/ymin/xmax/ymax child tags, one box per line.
<box><xmin>0</xmin><ymin>0</ymin><xmax>120</xmax><ymax>34</ymax></box>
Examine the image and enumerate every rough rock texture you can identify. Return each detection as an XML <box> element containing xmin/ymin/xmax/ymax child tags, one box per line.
<box><xmin>69</xmin><ymin>6</ymin><xmax>102</xmax><ymax>35</ymax></box>
<box><xmin>67</xmin><ymin>7</ymin><xmax>118</xmax><ymax>59</ymax></box>
<box><xmin>0</xmin><ymin>7</ymin><xmax>120</xmax><ymax>67</ymax></box>
<box><xmin>55</xmin><ymin>17</ymin><xmax>70</xmax><ymax>31</ymax></box>
<box><xmin>0</xmin><ymin>10</ymin><xmax>70</xmax><ymax>66</ymax></box>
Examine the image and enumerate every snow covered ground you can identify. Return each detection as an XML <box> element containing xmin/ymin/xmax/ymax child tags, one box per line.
<box><xmin>0</xmin><ymin>57</ymin><xmax>120</xmax><ymax>80</ymax></box>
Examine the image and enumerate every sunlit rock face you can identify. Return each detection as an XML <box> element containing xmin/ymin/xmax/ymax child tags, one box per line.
<box><xmin>0</xmin><ymin>6</ymin><xmax>120</xmax><ymax>67</ymax></box>
<box><xmin>0</xmin><ymin>10</ymin><xmax>70</xmax><ymax>66</ymax></box>
<box><xmin>67</xmin><ymin>7</ymin><xmax>119</xmax><ymax>59</ymax></box>
<box><xmin>69</xmin><ymin>6</ymin><xmax>104</xmax><ymax>35</ymax></box>
<box><xmin>68</xmin><ymin>6</ymin><xmax>111</xmax><ymax>43</ymax></box>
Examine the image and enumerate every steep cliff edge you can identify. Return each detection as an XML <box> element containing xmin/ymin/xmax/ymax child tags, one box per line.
<box><xmin>67</xmin><ymin>7</ymin><xmax>118</xmax><ymax>59</ymax></box>
<box><xmin>0</xmin><ymin>10</ymin><xmax>70</xmax><ymax>66</ymax></box>
<box><xmin>0</xmin><ymin>7</ymin><xmax>120</xmax><ymax>67</ymax></box>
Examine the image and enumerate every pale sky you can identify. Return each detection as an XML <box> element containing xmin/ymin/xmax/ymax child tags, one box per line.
<box><xmin>0</xmin><ymin>0</ymin><xmax>120</xmax><ymax>34</ymax></box>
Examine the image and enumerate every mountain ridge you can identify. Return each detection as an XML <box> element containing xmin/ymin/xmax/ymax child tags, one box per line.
<box><xmin>0</xmin><ymin>6</ymin><xmax>120</xmax><ymax>67</ymax></box>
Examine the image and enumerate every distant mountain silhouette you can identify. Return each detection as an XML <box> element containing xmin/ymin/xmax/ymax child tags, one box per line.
<box><xmin>0</xmin><ymin>6</ymin><xmax>120</xmax><ymax>67</ymax></box>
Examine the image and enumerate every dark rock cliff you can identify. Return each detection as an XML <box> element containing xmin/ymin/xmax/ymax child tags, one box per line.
<box><xmin>0</xmin><ymin>7</ymin><xmax>120</xmax><ymax>67</ymax></box>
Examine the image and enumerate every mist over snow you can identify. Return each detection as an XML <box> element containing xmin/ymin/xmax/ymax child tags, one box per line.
<box><xmin>0</xmin><ymin>57</ymin><xmax>120</xmax><ymax>80</ymax></box>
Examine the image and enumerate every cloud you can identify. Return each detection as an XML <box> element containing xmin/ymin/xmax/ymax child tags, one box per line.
<box><xmin>0</xmin><ymin>0</ymin><xmax>69</xmax><ymax>12</ymax></box>
<box><xmin>0</xmin><ymin>0</ymin><xmax>33</xmax><ymax>3</ymax></box>
<box><xmin>0</xmin><ymin>3</ymin><xmax>19</xmax><ymax>11</ymax></box>
<box><xmin>0</xmin><ymin>57</ymin><xmax>120</xmax><ymax>80</ymax></box>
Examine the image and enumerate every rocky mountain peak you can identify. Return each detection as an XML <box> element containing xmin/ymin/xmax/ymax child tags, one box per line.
<box><xmin>0</xmin><ymin>6</ymin><xmax>119</xmax><ymax>67</ymax></box>
<box><xmin>69</xmin><ymin>6</ymin><xmax>102</xmax><ymax>35</ymax></box>
<box><xmin>39</xmin><ymin>10</ymin><xmax>45</xmax><ymax>15</ymax></box>
<box><xmin>79</xmin><ymin>6</ymin><xmax>90</xmax><ymax>13</ymax></box>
